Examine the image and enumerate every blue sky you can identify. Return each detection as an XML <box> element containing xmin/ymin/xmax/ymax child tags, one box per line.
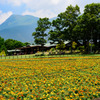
<box><xmin>0</xmin><ymin>0</ymin><xmax>100</xmax><ymax>24</ymax></box>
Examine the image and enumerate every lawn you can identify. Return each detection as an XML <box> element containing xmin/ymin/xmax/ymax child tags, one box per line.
<box><xmin>0</xmin><ymin>56</ymin><xmax>100</xmax><ymax>100</ymax></box>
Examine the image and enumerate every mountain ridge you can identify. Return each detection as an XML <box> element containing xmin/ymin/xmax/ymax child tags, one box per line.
<box><xmin>0</xmin><ymin>15</ymin><xmax>39</xmax><ymax>31</ymax></box>
<box><xmin>0</xmin><ymin>15</ymin><xmax>56</xmax><ymax>42</ymax></box>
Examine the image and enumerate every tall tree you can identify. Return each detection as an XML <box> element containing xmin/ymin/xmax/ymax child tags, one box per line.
<box><xmin>84</xmin><ymin>3</ymin><xmax>100</xmax><ymax>53</ymax></box>
<box><xmin>63</xmin><ymin>5</ymin><xmax>80</xmax><ymax>53</ymax></box>
<box><xmin>49</xmin><ymin>5</ymin><xmax>80</xmax><ymax>53</ymax></box>
<box><xmin>32</xmin><ymin>18</ymin><xmax>51</xmax><ymax>52</ymax></box>
<box><xmin>49</xmin><ymin>15</ymin><xmax>65</xmax><ymax>44</ymax></box>
<box><xmin>73</xmin><ymin>14</ymin><xmax>90</xmax><ymax>53</ymax></box>
<box><xmin>74</xmin><ymin>3</ymin><xmax>100</xmax><ymax>53</ymax></box>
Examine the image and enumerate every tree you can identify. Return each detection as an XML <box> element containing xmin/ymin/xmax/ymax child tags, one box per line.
<box><xmin>74</xmin><ymin>3</ymin><xmax>100</xmax><ymax>53</ymax></box>
<box><xmin>49</xmin><ymin>16</ymin><xmax>65</xmax><ymax>44</ymax></box>
<box><xmin>56</xmin><ymin>41</ymin><xmax>65</xmax><ymax>51</ymax></box>
<box><xmin>73</xmin><ymin>14</ymin><xmax>90</xmax><ymax>53</ymax></box>
<box><xmin>48</xmin><ymin>16</ymin><xmax>66</xmax><ymax>52</ymax></box>
<box><xmin>0</xmin><ymin>36</ymin><xmax>4</xmax><ymax>48</ymax></box>
<box><xmin>0</xmin><ymin>36</ymin><xmax>6</xmax><ymax>53</ymax></box>
<box><xmin>24</xmin><ymin>42</ymin><xmax>31</xmax><ymax>46</ymax></box>
<box><xmin>5</xmin><ymin>39</ymin><xmax>14</xmax><ymax>50</ymax></box>
<box><xmin>62</xmin><ymin>5</ymin><xmax>80</xmax><ymax>53</ymax></box>
<box><xmin>49</xmin><ymin>5</ymin><xmax>80</xmax><ymax>53</ymax></box>
<box><xmin>0</xmin><ymin>45</ymin><xmax>7</xmax><ymax>54</ymax></box>
<box><xmin>5</xmin><ymin>39</ymin><xmax>24</xmax><ymax>50</ymax></box>
<box><xmin>14</xmin><ymin>41</ymin><xmax>24</xmax><ymax>49</ymax></box>
<box><xmin>0</xmin><ymin>50</ymin><xmax>6</xmax><ymax>56</ymax></box>
<box><xmin>84</xmin><ymin>3</ymin><xmax>100</xmax><ymax>53</ymax></box>
<box><xmin>32</xmin><ymin>18</ymin><xmax>51</xmax><ymax>52</ymax></box>
<box><xmin>72</xmin><ymin>41</ymin><xmax>77</xmax><ymax>50</ymax></box>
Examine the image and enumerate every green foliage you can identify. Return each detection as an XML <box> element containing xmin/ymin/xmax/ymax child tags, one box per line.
<box><xmin>61</xmin><ymin>5</ymin><xmax>80</xmax><ymax>40</ymax></box>
<box><xmin>0</xmin><ymin>36</ymin><xmax>5</xmax><ymax>49</ymax></box>
<box><xmin>49</xmin><ymin>5</ymin><xmax>80</xmax><ymax>54</ymax></box>
<box><xmin>0</xmin><ymin>36</ymin><xmax>7</xmax><ymax>53</ymax></box>
<box><xmin>32</xmin><ymin>18</ymin><xmax>51</xmax><ymax>46</ymax></box>
<box><xmin>5</xmin><ymin>39</ymin><xmax>24</xmax><ymax>50</ymax></box>
<box><xmin>14</xmin><ymin>41</ymin><xmax>24</xmax><ymax>48</ymax></box>
<box><xmin>0</xmin><ymin>45</ymin><xmax>7</xmax><ymax>54</ymax></box>
<box><xmin>48</xmin><ymin>17</ymin><xmax>65</xmax><ymax>43</ymax></box>
<box><xmin>34</xmin><ymin>38</ymin><xmax>47</xmax><ymax>46</ymax></box>
<box><xmin>72</xmin><ymin>41</ymin><xmax>77</xmax><ymax>49</ymax></box>
<box><xmin>50</xmin><ymin>48</ymin><xmax>55</xmax><ymax>52</ymax></box>
<box><xmin>24</xmin><ymin>42</ymin><xmax>31</xmax><ymax>46</ymax></box>
<box><xmin>0</xmin><ymin>50</ymin><xmax>6</xmax><ymax>56</ymax></box>
<box><xmin>79</xmin><ymin>46</ymin><xmax>85</xmax><ymax>54</ymax></box>
<box><xmin>49</xmin><ymin>48</ymin><xmax>56</xmax><ymax>55</ymax></box>
<box><xmin>74</xmin><ymin>3</ymin><xmax>100</xmax><ymax>53</ymax></box>
<box><xmin>69</xmin><ymin>47</ymin><xmax>71</xmax><ymax>51</ymax></box>
<box><xmin>89</xmin><ymin>43</ymin><xmax>95</xmax><ymax>48</ymax></box>
<box><xmin>56</xmin><ymin>41</ymin><xmax>65</xmax><ymax>50</ymax></box>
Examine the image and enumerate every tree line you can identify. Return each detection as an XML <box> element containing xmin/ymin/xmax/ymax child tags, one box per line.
<box><xmin>0</xmin><ymin>37</ymin><xmax>31</xmax><ymax>54</ymax></box>
<box><xmin>32</xmin><ymin>3</ymin><xmax>100</xmax><ymax>54</ymax></box>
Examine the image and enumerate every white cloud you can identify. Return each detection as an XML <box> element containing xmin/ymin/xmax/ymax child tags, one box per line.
<box><xmin>21</xmin><ymin>0</ymin><xmax>85</xmax><ymax>17</ymax></box>
<box><xmin>21</xmin><ymin>0</ymin><xmax>68</xmax><ymax>18</ymax></box>
<box><xmin>0</xmin><ymin>11</ymin><xmax>13</xmax><ymax>24</ymax></box>
<box><xmin>0</xmin><ymin>0</ymin><xmax>99</xmax><ymax>8</ymax></box>
<box><xmin>0</xmin><ymin>0</ymin><xmax>99</xmax><ymax>18</ymax></box>
<box><xmin>0</xmin><ymin>0</ymin><xmax>24</xmax><ymax>6</ymax></box>
<box><xmin>0</xmin><ymin>10</ymin><xmax>2</xmax><ymax>13</ymax></box>
<box><xmin>22</xmin><ymin>10</ymin><xmax>57</xmax><ymax>18</ymax></box>
<box><xmin>51</xmin><ymin>0</ymin><xmax>61</xmax><ymax>5</ymax></box>
<box><xmin>8</xmin><ymin>0</ymin><xmax>22</xmax><ymax>6</ymax></box>
<box><xmin>20</xmin><ymin>0</ymin><xmax>85</xmax><ymax>18</ymax></box>
<box><xmin>0</xmin><ymin>0</ymin><xmax>66</xmax><ymax>18</ymax></box>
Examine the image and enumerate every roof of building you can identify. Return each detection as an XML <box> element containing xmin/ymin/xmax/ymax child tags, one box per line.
<box><xmin>44</xmin><ymin>43</ymin><xmax>56</xmax><ymax>47</ymax></box>
<box><xmin>7</xmin><ymin>49</ymin><xmax>21</xmax><ymax>52</ymax></box>
<box><xmin>16</xmin><ymin>41</ymin><xmax>70</xmax><ymax>50</ymax></box>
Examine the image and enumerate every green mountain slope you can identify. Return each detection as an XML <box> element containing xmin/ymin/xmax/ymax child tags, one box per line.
<box><xmin>0</xmin><ymin>15</ymin><xmax>56</xmax><ymax>42</ymax></box>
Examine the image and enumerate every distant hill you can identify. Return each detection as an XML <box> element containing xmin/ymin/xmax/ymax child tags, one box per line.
<box><xmin>0</xmin><ymin>15</ymin><xmax>56</xmax><ymax>42</ymax></box>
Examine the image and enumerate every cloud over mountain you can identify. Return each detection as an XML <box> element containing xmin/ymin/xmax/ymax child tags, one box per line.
<box><xmin>0</xmin><ymin>0</ymin><xmax>99</xmax><ymax>24</ymax></box>
<box><xmin>0</xmin><ymin>11</ymin><xmax>13</xmax><ymax>24</ymax></box>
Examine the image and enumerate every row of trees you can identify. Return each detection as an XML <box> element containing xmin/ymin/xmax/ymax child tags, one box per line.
<box><xmin>32</xmin><ymin>3</ymin><xmax>100</xmax><ymax>54</ymax></box>
<box><xmin>0</xmin><ymin>37</ymin><xmax>30</xmax><ymax>54</ymax></box>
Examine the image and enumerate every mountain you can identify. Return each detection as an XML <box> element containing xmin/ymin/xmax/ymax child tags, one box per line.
<box><xmin>0</xmin><ymin>15</ymin><xmax>39</xmax><ymax>30</ymax></box>
<box><xmin>0</xmin><ymin>15</ymin><xmax>56</xmax><ymax>43</ymax></box>
<box><xmin>0</xmin><ymin>15</ymin><xmax>39</xmax><ymax>42</ymax></box>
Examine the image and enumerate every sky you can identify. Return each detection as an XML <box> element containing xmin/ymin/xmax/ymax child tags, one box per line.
<box><xmin>0</xmin><ymin>0</ymin><xmax>100</xmax><ymax>24</ymax></box>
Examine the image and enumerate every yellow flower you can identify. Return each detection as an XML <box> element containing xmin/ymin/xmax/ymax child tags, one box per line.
<box><xmin>61</xmin><ymin>90</ymin><xmax>65</xmax><ymax>93</ymax></box>
<box><xmin>48</xmin><ymin>84</ymin><xmax>50</xmax><ymax>86</ymax></box>
<box><xmin>24</xmin><ymin>98</ymin><xmax>28</xmax><ymax>100</ymax></box>
<box><xmin>10</xmin><ymin>91</ymin><xmax>15</xmax><ymax>95</ymax></box>
<box><xmin>51</xmin><ymin>92</ymin><xmax>55</xmax><ymax>95</ymax></box>
<box><xmin>70</xmin><ymin>95</ymin><xmax>73</xmax><ymax>98</ymax></box>
<box><xmin>3</xmin><ymin>92</ymin><xmax>6</xmax><ymax>94</ymax></box>
<box><xmin>30</xmin><ymin>95</ymin><xmax>34</xmax><ymax>98</ymax></box>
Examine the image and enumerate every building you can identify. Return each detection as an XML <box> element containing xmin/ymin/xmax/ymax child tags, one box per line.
<box><xmin>7</xmin><ymin>49</ymin><xmax>21</xmax><ymax>55</ymax></box>
<box><xmin>9</xmin><ymin>43</ymin><xmax>56</xmax><ymax>55</ymax></box>
<box><xmin>7</xmin><ymin>41</ymin><xmax>73</xmax><ymax>55</ymax></box>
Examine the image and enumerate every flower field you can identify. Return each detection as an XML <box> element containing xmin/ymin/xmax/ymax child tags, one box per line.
<box><xmin>0</xmin><ymin>56</ymin><xmax>100</xmax><ymax>100</ymax></box>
